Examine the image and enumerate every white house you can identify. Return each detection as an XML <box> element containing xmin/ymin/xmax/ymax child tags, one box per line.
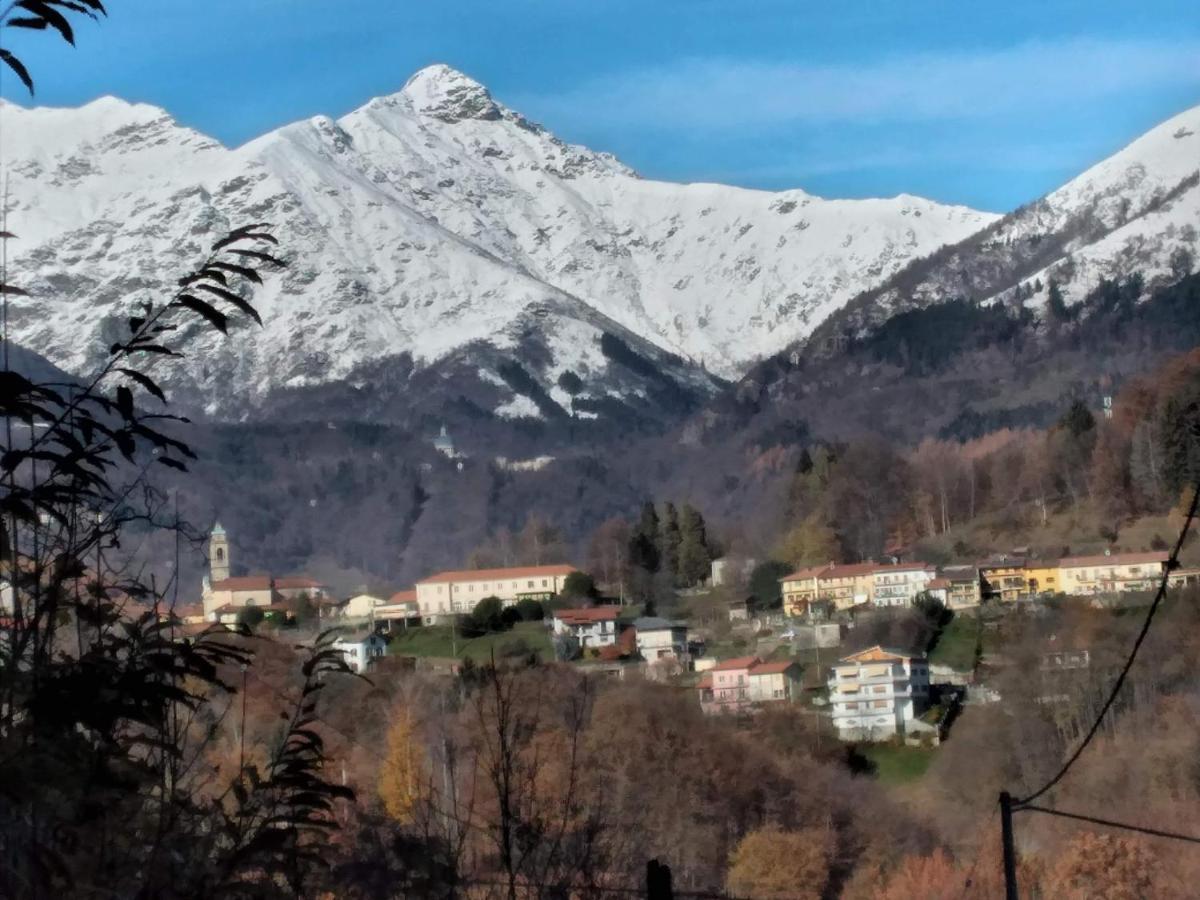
<box><xmin>344</xmin><ymin>593</ymin><xmax>388</xmax><ymax>619</ymax></box>
<box><xmin>871</xmin><ymin>563</ymin><xmax>935</xmax><ymax>608</ymax></box>
<box><xmin>552</xmin><ymin>606</ymin><xmax>621</xmax><ymax>649</ymax></box>
<box><xmin>414</xmin><ymin>564</ymin><xmax>576</xmax><ymax>622</ymax></box>
<box><xmin>828</xmin><ymin>646</ymin><xmax>929</xmax><ymax>741</ymax></box>
<box><xmin>633</xmin><ymin>617</ymin><xmax>689</xmax><ymax>662</ymax></box>
<box><xmin>333</xmin><ymin>632</ymin><xmax>388</xmax><ymax>674</ymax></box>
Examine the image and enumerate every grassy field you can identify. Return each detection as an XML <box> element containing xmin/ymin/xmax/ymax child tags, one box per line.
<box><xmin>387</xmin><ymin>621</ymin><xmax>553</xmax><ymax>662</ymax></box>
<box><xmin>928</xmin><ymin>612</ymin><xmax>982</xmax><ymax>672</ymax></box>
<box><xmin>861</xmin><ymin>743</ymin><xmax>936</xmax><ymax>785</ymax></box>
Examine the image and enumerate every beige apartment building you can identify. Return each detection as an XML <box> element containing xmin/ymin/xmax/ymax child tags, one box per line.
<box><xmin>781</xmin><ymin>562</ymin><xmax>877</xmax><ymax>617</ymax></box>
<box><xmin>414</xmin><ymin>564</ymin><xmax>576</xmax><ymax>621</ymax></box>
<box><xmin>1057</xmin><ymin>551</ymin><xmax>1169</xmax><ymax>596</ymax></box>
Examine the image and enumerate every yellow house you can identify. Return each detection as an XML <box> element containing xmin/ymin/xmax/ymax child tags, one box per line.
<box><xmin>1058</xmin><ymin>551</ymin><xmax>1168</xmax><ymax>596</ymax></box>
<box><xmin>1023</xmin><ymin>560</ymin><xmax>1061</xmax><ymax>595</ymax></box>
<box><xmin>979</xmin><ymin>558</ymin><xmax>1030</xmax><ymax>603</ymax></box>
<box><xmin>819</xmin><ymin>563</ymin><xmax>880</xmax><ymax>610</ymax></box>
<box><xmin>780</xmin><ymin>565</ymin><xmax>827</xmax><ymax>617</ymax></box>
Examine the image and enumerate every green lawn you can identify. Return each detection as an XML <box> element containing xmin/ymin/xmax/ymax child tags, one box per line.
<box><xmin>386</xmin><ymin>621</ymin><xmax>553</xmax><ymax>662</ymax></box>
<box><xmin>928</xmin><ymin>612</ymin><xmax>981</xmax><ymax>672</ymax></box>
<box><xmin>861</xmin><ymin>743</ymin><xmax>936</xmax><ymax>785</ymax></box>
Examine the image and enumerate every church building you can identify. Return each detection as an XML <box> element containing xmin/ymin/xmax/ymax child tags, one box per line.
<box><xmin>201</xmin><ymin>524</ymin><xmax>326</xmax><ymax>622</ymax></box>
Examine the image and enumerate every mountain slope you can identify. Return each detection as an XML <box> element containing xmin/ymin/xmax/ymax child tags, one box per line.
<box><xmin>2</xmin><ymin>64</ymin><xmax>993</xmax><ymax>420</ymax></box>
<box><xmin>802</xmin><ymin>104</ymin><xmax>1200</xmax><ymax>347</ymax></box>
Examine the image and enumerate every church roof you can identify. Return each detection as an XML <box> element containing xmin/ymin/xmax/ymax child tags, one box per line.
<box><xmin>211</xmin><ymin>522</ymin><xmax>226</xmax><ymax>536</ymax></box>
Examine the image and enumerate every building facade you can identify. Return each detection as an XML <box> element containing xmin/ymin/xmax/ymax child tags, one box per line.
<box><xmin>333</xmin><ymin>632</ymin><xmax>388</xmax><ymax>674</ymax></box>
<box><xmin>871</xmin><ymin>564</ymin><xmax>934</xmax><ymax>608</ymax></box>
<box><xmin>414</xmin><ymin>564</ymin><xmax>577</xmax><ymax>621</ymax></box>
<box><xmin>1057</xmin><ymin>551</ymin><xmax>1169</xmax><ymax>596</ymax></box>
<box><xmin>697</xmin><ymin>656</ymin><xmax>802</xmax><ymax>714</ymax></box>
<box><xmin>552</xmin><ymin>607</ymin><xmax>621</xmax><ymax>649</ymax></box>
<box><xmin>828</xmin><ymin>646</ymin><xmax>929</xmax><ymax>740</ymax></box>
<box><xmin>633</xmin><ymin>617</ymin><xmax>689</xmax><ymax>661</ymax></box>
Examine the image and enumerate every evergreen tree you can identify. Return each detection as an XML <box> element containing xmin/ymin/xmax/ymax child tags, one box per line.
<box><xmin>1046</xmin><ymin>279</ymin><xmax>1069</xmax><ymax>324</ymax></box>
<box><xmin>628</xmin><ymin>501</ymin><xmax>660</xmax><ymax>573</ymax></box>
<box><xmin>659</xmin><ymin>502</ymin><xmax>682</xmax><ymax>582</ymax></box>
<box><xmin>678</xmin><ymin>504</ymin><xmax>713</xmax><ymax>586</ymax></box>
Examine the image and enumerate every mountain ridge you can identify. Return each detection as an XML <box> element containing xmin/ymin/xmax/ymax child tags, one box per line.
<box><xmin>3</xmin><ymin>63</ymin><xmax>994</xmax><ymax>420</ymax></box>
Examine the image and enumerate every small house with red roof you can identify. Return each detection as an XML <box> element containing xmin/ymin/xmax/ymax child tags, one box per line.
<box><xmin>697</xmin><ymin>655</ymin><xmax>802</xmax><ymax>714</ymax></box>
<box><xmin>552</xmin><ymin>605</ymin><xmax>621</xmax><ymax>650</ymax></box>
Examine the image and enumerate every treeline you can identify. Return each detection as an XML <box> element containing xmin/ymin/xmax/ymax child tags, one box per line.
<box><xmin>774</xmin><ymin>345</ymin><xmax>1200</xmax><ymax>566</ymax></box>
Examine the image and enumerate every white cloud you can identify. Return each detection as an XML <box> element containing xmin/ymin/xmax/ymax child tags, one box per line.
<box><xmin>511</xmin><ymin>37</ymin><xmax>1200</xmax><ymax>132</ymax></box>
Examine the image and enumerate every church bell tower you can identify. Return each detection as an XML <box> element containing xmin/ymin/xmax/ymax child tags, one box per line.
<box><xmin>209</xmin><ymin>523</ymin><xmax>230</xmax><ymax>584</ymax></box>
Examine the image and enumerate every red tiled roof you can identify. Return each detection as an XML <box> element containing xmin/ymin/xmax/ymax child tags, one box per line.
<box><xmin>696</xmin><ymin>672</ymin><xmax>713</xmax><ymax>690</ymax></box>
<box><xmin>837</xmin><ymin>645</ymin><xmax>916</xmax><ymax>664</ymax></box>
<box><xmin>1059</xmin><ymin>551</ymin><xmax>1169</xmax><ymax>568</ymax></box>
<box><xmin>212</xmin><ymin>576</ymin><xmax>273</xmax><ymax>591</ymax></box>
<box><xmin>780</xmin><ymin>565</ymin><xmax>830</xmax><ymax>582</ymax></box>
<box><xmin>554</xmin><ymin>606</ymin><xmax>620</xmax><ymax>624</ymax></box>
<box><xmin>597</xmin><ymin>628</ymin><xmax>638</xmax><ymax>661</ymax></box>
<box><xmin>749</xmin><ymin>660</ymin><xmax>798</xmax><ymax>675</ymax></box>
<box><xmin>713</xmin><ymin>655</ymin><xmax>760</xmax><ymax>671</ymax></box>
<box><xmin>927</xmin><ymin>578</ymin><xmax>951</xmax><ymax>590</ymax></box>
<box><xmin>389</xmin><ymin>589</ymin><xmax>417</xmax><ymax>604</ymax></box>
<box><xmin>274</xmin><ymin>576</ymin><xmax>324</xmax><ymax>590</ymax></box>
<box><xmin>872</xmin><ymin>561</ymin><xmax>934</xmax><ymax>574</ymax></box>
<box><xmin>417</xmin><ymin>564</ymin><xmax>576</xmax><ymax>585</ymax></box>
<box><xmin>823</xmin><ymin>562</ymin><xmax>885</xmax><ymax>578</ymax></box>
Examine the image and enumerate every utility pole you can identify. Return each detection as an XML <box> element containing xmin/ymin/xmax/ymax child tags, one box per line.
<box><xmin>999</xmin><ymin>791</ymin><xmax>1019</xmax><ymax>900</ymax></box>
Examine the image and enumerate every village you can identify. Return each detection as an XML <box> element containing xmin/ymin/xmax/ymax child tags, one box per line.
<box><xmin>175</xmin><ymin>524</ymin><xmax>1200</xmax><ymax>748</ymax></box>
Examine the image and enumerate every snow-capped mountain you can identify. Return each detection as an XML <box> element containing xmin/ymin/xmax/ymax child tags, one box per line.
<box><xmin>807</xmin><ymin>104</ymin><xmax>1200</xmax><ymax>343</ymax></box>
<box><xmin>1</xmin><ymin>64</ymin><xmax>993</xmax><ymax>417</ymax></box>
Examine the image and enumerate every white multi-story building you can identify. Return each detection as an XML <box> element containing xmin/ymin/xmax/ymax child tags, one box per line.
<box><xmin>871</xmin><ymin>563</ymin><xmax>935</xmax><ymax>608</ymax></box>
<box><xmin>828</xmin><ymin>646</ymin><xmax>929</xmax><ymax>740</ymax></box>
<box><xmin>414</xmin><ymin>564</ymin><xmax>576</xmax><ymax>622</ymax></box>
<box><xmin>332</xmin><ymin>632</ymin><xmax>388</xmax><ymax>674</ymax></box>
<box><xmin>552</xmin><ymin>607</ymin><xmax>621</xmax><ymax>649</ymax></box>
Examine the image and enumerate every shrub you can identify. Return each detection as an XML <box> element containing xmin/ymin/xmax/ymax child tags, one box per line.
<box><xmin>237</xmin><ymin>606</ymin><xmax>265</xmax><ymax>628</ymax></box>
<box><xmin>515</xmin><ymin>598</ymin><xmax>545</xmax><ymax>621</ymax></box>
<box><xmin>561</xmin><ymin>571</ymin><xmax>597</xmax><ymax>600</ymax></box>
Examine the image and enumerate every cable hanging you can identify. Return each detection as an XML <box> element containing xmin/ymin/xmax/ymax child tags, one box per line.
<box><xmin>1016</xmin><ymin>467</ymin><xmax>1200</xmax><ymax>807</ymax></box>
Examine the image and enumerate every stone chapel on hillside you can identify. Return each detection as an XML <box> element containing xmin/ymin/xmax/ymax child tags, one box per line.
<box><xmin>201</xmin><ymin>523</ymin><xmax>326</xmax><ymax>621</ymax></box>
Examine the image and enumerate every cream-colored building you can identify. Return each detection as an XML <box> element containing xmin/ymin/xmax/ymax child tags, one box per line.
<box><xmin>1058</xmin><ymin>551</ymin><xmax>1168</xmax><ymax>596</ymax></box>
<box><xmin>414</xmin><ymin>564</ymin><xmax>576</xmax><ymax>620</ymax></box>
<box><xmin>781</xmin><ymin>562</ymin><xmax>878</xmax><ymax>617</ymax></box>
<box><xmin>200</xmin><ymin>524</ymin><xmax>325</xmax><ymax>619</ymax></box>
<box><xmin>344</xmin><ymin>593</ymin><xmax>388</xmax><ymax>619</ymax></box>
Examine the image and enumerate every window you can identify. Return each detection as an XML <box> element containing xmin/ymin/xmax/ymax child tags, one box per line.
<box><xmin>528</xmin><ymin>581</ymin><xmax>535</xmax><ymax>588</ymax></box>
<box><xmin>542</xmin><ymin>579</ymin><xmax>548</xmax><ymax>587</ymax></box>
<box><xmin>872</xmin><ymin>700</ymin><xmax>888</xmax><ymax>708</ymax></box>
<box><xmin>468</xmin><ymin>584</ymin><xmax>474</xmax><ymax>592</ymax></box>
<box><xmin>873</xmin><ymin>685</ymin><xmax>887</xmax><ymax>693</ymax></box>
<box><xmin>845</xmin><ymin>702</ymin><xmax>859</xmax><ymax>710</ymax></box>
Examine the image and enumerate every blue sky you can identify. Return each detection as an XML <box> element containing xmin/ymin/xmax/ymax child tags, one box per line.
<box><xmin>5</xmin><ymin>0</ymin><xmax>1200</xmax><ymax>211</ymax></box>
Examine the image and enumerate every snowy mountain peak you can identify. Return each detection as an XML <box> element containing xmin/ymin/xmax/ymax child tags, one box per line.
<box><xmin>3</xmin><ymin>67</ymin><xmax>1001</xmax><ymax>417</ymax></box>
<box><xmin>400</xmin><ymin>63</ymin><xmax>502</xmax><ymax>123</ymax></box>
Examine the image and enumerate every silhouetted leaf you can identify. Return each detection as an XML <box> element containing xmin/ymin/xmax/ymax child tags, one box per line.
<box><xmin>0</xmin><ymin>49</ymin><xmax>33</xmax><ymax>94</ymax></box>
<box><xmin>178</xmin><ymin>294</ymin><xmax>228</xmax><ymax>334</ymax></box>
<box><xmin>192</xmin><ymin>283</ymin><xmax>262</xmax><ymax>326</ymax></box>
<box><xmin>116</xmin><ymin>385</ymin><xmax>134</xmax><ymax>421</ymax></box>
<box><xmin>208</xmin><ymin>261</ymin><xmax>262</xmax><ymax>284</ymax></box>
<box><xmin>15</xmin><ymin>1</ymin><xmax>74</xmax><ymax>44</ymax></box>
<box><xmin>117</xmin><ymin>368</ymin><xmax>165</xmax><ymax>403</ymax></box>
